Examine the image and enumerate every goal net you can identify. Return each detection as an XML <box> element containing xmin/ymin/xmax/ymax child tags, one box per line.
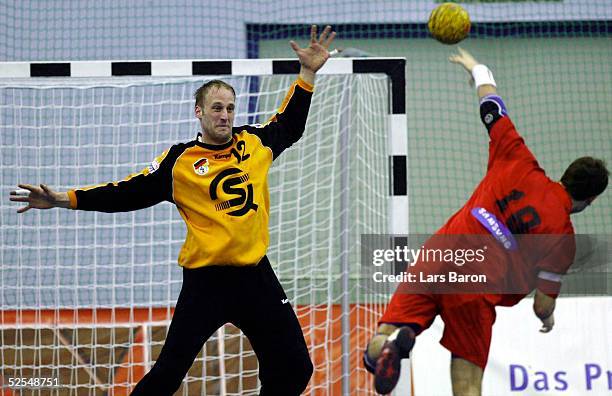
<box><xmin>0</xmin><ymin>60</ymin><xmax>404</xmax><ymax>395</ymax></box>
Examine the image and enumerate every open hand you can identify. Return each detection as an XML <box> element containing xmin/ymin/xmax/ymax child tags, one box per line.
<box><xmin>449</xmin><ymin>47</ymin><xmax>479</xmax><ymax>73</ymax></box>
<box><xmin>9</xmin><ymin>184</ymin><xmax>69</xmax><ymax>213</ymax></box>
<box><xmin>290</xmin><ymin>25</ymin><xmax>336</xmax><ymax>74</ymax></box>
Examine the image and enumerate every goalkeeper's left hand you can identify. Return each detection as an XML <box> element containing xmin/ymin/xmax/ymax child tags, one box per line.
<box><xmin>539</xmin><ymin>312</ymin><xmax>554</xmax><ymax>333</ymax></box>
<box><xmin>290</xmin><ymin>25</ymin><xmax>336</xmax><ymax>85</ymax></box>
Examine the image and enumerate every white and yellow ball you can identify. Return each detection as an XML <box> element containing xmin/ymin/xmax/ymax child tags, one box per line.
<box><xmin>428</xmin><ymin>3</ymin><xmax>471</xmax><ymax>45</ymax></box>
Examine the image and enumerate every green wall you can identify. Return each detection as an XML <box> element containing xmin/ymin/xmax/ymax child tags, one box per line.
<box><xmin>260</xmin><ymin>37</ymin><xmax>611</xmax><ymax>234</ymax></box>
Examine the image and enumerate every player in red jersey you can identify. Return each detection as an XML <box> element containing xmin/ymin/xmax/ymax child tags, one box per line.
<box><xmin>364</xmin><ymin>48</ymin><xmax>609</xmax><ymax>395</ymax></box>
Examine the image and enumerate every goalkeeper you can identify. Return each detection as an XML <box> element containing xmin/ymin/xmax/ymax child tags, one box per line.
<box><xmin>364</xmin><ymin>48</ymin><xmax>609</xmax><ymax>395</ymax></box>
<box><xmin>10</xmin><ymin>25</ymin><xmax>336</xmax><ymax>396</ymax></box>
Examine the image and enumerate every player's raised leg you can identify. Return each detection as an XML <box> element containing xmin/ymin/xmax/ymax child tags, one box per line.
<box><xmin>363</xmin><ymin>323</ymin><xmax>397</xmax><ymax>374</ymax></box>
<box><xmin>374</xmin><ymin>325</ymin><xmax>416</xmax><ymax>394</ymax></box>
<box><xmin>365</xmin><ymin>292</ymin><xmax>436</xmax><ymax>393</ymax></box>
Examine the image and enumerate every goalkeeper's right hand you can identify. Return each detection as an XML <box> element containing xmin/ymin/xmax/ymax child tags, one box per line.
<box><xmin>9</xmin><ymin>183</ymin><xmax>70</xmax><ymax>213</ymax></box>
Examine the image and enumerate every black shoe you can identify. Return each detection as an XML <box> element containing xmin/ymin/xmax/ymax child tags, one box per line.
<box><xmin>374</xmin><ymin>327</ymin><xmax>415</xmax><ymax>394</ymax></box>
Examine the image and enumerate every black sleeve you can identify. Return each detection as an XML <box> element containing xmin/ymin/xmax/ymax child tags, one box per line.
<box><xmin>73</xmin><ymin>144</ymin><xmax>182</xmax><ymax>212</ymax></box>
<box><xmin>479</xmin><ymin>94</ymin><xmax>508</xmax><ymax>133</ymax></box>
<box><xmin>242</xmin><ymin>80</ymin><xmax>313</xmax><ymax>160</ymax></box>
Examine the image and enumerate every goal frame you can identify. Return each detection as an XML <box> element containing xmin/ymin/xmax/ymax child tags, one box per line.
<box><xmin>0</xmin><ymin>57</ymin><xmax>408</xmax><ymax>394</ymax></box>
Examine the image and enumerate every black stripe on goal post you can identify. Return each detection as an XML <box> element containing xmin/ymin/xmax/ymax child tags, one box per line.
<box><xmin>268</xmin><ymin>57</ymin><xmax>408</xmax><ymax>234</ymax></box>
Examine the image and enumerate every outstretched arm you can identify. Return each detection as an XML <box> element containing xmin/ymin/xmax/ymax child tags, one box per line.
<box><xmin>449</xmin><ymin>47</ymin><xmax>510</xmax><ymax>136</ymax></box>
<box><xmin>290</xmin><ymin>25</ymin><xmax>336</xmax><ymax>85</ymax></box>
<box><xmin>11</xmin><ymin>148</ymin><xmax>177</xmax><ymax>213</ymax></box>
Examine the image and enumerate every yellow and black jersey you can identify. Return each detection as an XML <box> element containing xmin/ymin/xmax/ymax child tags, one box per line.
<box><xmin>67</xmin><ymin>77</ymin><xmax>314</xmax><ymax>269</ymax></box>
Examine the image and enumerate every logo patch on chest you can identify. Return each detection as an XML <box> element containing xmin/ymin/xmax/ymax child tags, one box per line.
<box><xmin>193</xmin><ymin>158</ymin><xmax>210</xmax><ymax>175</ymax></box>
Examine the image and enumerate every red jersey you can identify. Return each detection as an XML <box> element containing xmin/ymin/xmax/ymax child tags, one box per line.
<box><xmin>436</xmin><ymin>100</ymin><xmax>575</xmax><ymax>304</ymax></box>
<box><xmin>380</xmin><ymin>96</ymin><xmax>579</xmax><ymax>369</ymax></box>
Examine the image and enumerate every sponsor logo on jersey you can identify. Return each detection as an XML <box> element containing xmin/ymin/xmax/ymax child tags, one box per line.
<box><xmin>213</xmin><ymin>152</ymin><xmax>232</xmax><ymax>160</ymax></box>
<box><xmin>471</xmin><ymin>207</ymin><xmax>518</xmax><ymax>251</ymax></box>
<box><xmin>209</xmin><ymin>167</ymin><xmax>258</xmax><ymax>216</ymax></box>
<box><xmin>193</xmin><ymin>158</ymin><xmax>210</xmax><ymax>175</ymax></box>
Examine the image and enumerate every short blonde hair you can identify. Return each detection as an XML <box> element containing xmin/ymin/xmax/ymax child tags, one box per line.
<box><xmin>194</xmin><ymin>80</ymin><xmax>236</xmax><ymax>107</ymax></box>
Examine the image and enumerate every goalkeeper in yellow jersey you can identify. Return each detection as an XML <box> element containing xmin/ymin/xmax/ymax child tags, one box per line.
<box><xmin>10</xmin><ymin>25</ymin><xmax>336</xmax><ymax>396</ymax></box>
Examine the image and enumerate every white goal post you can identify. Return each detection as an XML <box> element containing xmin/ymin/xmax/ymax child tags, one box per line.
<box><xmin>0</xmin><ymin>57</ymin><xmax>408</xmax><ymax>395</ymax></box>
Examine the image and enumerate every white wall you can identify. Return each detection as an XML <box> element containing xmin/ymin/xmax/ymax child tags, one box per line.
<box><xmin>412</xmin><ymin>297</ymin><xmax>612</xmax><ymax>396</ymax></box>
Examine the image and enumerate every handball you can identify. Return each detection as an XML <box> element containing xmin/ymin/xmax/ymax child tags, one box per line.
<box><xmin>428</xmin><ymin>3</ymin><xmax>471</xmax><ymax>45</ymax></box>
